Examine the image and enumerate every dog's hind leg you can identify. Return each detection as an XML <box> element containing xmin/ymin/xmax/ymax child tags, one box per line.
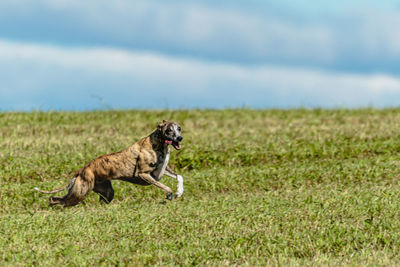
<box><xmin>93</xmin><ymin>180</ymin><xmax>114</xmax><ymax>204</ymax></box>
<box><xmin>49</xmin><ymin>196</ymin><xmax>65</xmax><ymax>205</ymax></box>
<box><xmin>51</xmin><ymin>169</ymin><xmax>95</xmax><ymax>207</ymax></box>
<box><xmin>49</xmin><ymin>177</ymin><xmax>77</xmax><ymax>206</ymax></box>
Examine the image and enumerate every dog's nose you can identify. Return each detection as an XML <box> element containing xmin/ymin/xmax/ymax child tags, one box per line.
<box><xmin>177</xmin><ymin>136</ymin><xmax>183</xmax><ymax>142</ymax></box>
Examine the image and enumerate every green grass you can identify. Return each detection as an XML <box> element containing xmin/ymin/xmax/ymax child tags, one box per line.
<box><xmin>2</xmin><ymin>109</ymin><xmax>400</xmax><ymax>266</ymax></box>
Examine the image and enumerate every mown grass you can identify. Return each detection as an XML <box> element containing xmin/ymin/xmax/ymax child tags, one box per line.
<box><xmin>1</xmin><ymin>109</ymin><xmax>400</xmax><ymax>266</ymax></box>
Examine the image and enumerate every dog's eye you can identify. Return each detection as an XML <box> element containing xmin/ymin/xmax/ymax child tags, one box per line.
<box><xmin>166</xmin><ymin>129</ymin><xmax>172</xmax><ymax>134</ymax></box>
<box><xmin>178</xmin><ymin>127</ymin><xmax>181</xmax><ymax>131</ymax></box>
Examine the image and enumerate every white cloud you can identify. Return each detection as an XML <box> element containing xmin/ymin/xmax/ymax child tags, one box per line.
<box><xmin>1</xmin><ymin>39</ymin><xmax>400</xmax><ymax>110</ymax></box>
<box><xmin>1</xmin><ymin>0</ymin><xmax>400</xmax><ymax>73</ymax></box>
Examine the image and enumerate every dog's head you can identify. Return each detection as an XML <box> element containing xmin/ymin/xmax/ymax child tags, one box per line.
<box><xmin>158</xmin><ymin>120</ymin><xmax>183</xmax><ymax>150</ymax></box>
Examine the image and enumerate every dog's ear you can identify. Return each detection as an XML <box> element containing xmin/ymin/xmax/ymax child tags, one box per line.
<box><xmin>158</xmin><ymin>120</ymin><xmax>167</xmax><ymax>130</ymax></box>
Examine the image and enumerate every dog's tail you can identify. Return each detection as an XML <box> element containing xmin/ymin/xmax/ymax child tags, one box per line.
<box><xmin>34</xmin><ymin>177</ymin><xmax>76</xmax><ymax>194</ymax></box>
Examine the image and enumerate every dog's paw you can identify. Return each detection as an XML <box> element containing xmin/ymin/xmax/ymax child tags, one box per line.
<box><xmin>166</xmin><ymin>192</ymin><xmax>174</xmax><ymax>200</ymax></box>
<box><xmin>176</xmin><ymin>192</ymin><xmax>183</xmax><ymax>198</ymax></box>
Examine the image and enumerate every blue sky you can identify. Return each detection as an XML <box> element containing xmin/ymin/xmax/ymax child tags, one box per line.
<box><xmin>1</xmin><ymin>0</ymin><xmax>400</xmax><ymax>110</ymax></box>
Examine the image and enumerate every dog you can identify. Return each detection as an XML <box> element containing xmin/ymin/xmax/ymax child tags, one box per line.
<box><xmin>34</xmin><ymin>120</ymin><xmax>184</xmax><ymax>206</ymax></box>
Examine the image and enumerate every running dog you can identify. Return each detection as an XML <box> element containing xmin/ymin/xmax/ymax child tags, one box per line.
<box><xmin>34</xmin><ymin>120</ymin><xmax>184</xmax><ymax>206</ymax></box>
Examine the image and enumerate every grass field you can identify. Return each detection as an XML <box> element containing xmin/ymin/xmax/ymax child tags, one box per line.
<box><xmin>1</xmin><ymin>109</ymin><xmax>400</xmax><ymax>266</ymax></box>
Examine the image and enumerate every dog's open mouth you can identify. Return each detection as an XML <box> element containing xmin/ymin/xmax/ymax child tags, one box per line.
<box><xmin>172</xmin><ymin>141</ymin><xmax>181</xmax><ymax>150</ymax></box>
<box><xmin>165</xmin><ymin>140</ymin><xmax>181</xmax><ymax>150</ymax></box>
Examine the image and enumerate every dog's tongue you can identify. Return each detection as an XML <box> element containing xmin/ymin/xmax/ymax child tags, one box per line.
<box><xmin>165</xmin><ymin>140</ymin><xmax>173</xmax><ymax>145</ymax></box>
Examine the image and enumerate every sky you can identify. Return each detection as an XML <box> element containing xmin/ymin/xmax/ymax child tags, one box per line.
<box><xmin>1</xmin><ymin>0</ymin><xmax>400</xmax><ymax>110</ymax></box>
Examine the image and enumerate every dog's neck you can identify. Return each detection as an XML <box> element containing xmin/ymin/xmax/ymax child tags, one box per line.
<box><xmin>149</xmin><ymin>129</ymin><xmax>168</xmax><ymax>151</ymax></box>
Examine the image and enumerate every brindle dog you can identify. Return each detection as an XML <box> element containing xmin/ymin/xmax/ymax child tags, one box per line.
<box><xmin>34</xmin><ymin>120</ymin><xmax>184</xmax><ymax>206</ymax></box>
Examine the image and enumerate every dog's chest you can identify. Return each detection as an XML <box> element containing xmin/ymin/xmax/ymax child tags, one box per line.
<box><xmin>152</xmin><ymin>149</ymin><xmax>170</xmax><ymax>180</ymax></box>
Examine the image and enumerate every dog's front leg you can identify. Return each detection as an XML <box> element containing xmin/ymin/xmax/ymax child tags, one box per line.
<box><xmin>165</xmin><ymin>166</ymin><xmax>184</xmax><ymax>198</ymax></box>
<box><xmin>138</xmin><ymin>173</ymin><xmax>174</xmax><ymax>200</ymax></box>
